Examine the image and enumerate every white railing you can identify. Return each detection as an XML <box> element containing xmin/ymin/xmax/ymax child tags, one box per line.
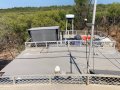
<box><xmin>61</xmin><ymin>30</ymin><xmax>78</xmax><ymax>34</ymax></box>
<box><xmin>65</xmin><ymin>30</ymin><xmax>78</xmax><ymax>35</ymax></box>
<box><xmin>25</xmin><ymin>40</ymin><xmax>116</xmax><ymax>48</ymax></box>
<box><xmin>93</xmin><ymin>41</ymin><xmax>116</xmax><ymax>47</ymax></box>
<box><xmin>25</xmin><ymin>40</ymin><xmax>83</xmax><ymax>48</ymax></box>
<box><xmin>0</xmin><ymin>74</ymin><xmax>120</xmax><ymax>85</ymax></box>
<box><xmin>61</xmin><ymin>30</ymin><xmax>78</xmax><ymax>38</ymax></box>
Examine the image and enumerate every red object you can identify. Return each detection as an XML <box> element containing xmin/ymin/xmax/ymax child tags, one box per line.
<box><xmin>81</xmin><ymin>35</ymin><xmax>91</xmax><ymax>41</ymax></box>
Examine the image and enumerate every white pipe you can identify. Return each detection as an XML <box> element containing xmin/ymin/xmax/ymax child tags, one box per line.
<box><xmin>90</xmin><ymin>0</ymin><xmax>97</xmax><ymax>47</ymax></box>
<box><xmin>72</xmin><ymin>19</ymin><xmax>74</xmax><ymax>35</ymax></box>
<box><xmin>88</xmin><ymin>0</ymin><xmax>97</xmax><ymax>74</ymax></box>
<box><xmin>66</xmin><ymin>19</ymin><xmax>68</xmax><ymax>35</ymax></box>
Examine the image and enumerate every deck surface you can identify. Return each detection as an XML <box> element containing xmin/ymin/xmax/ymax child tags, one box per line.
<box><xmin>1</xmin><ymin>47</ymin><xmax>120</xmax><ymax>76</ymax></box>
<box><xmin>0</xmin><ymin>84</ymin><xmax>120</xmax><ymax>90</ymax></box>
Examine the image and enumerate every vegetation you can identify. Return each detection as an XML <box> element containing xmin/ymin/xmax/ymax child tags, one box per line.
<box><xmin>0</xmin><ymin>2</ymin><xmax>120</xmax><ymax>60</ymax></box>
<box><xmin>74</xmin><ymin>0</ymin><xmax>90</xmax><ymax>29</ymax></box>
<box><xmin>0</xmin><ymin>6</ymin><xmax>72</xmax><ymax>54</ymax></box>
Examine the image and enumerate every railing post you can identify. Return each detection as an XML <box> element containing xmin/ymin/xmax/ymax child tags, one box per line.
<box><xmin>86</xmin><ymin>75</ymin><xmax>89</xmax><ymax>85</ymax></box>
<box><xmin>68</xmin><ymin>31</ymin><xmax>69</xmax><ymax>37</ymax></box>
<box><xmin>79</xmin><ymin>41</ymin><xmax>81</xmax><ymax>47</ymax></box>
<box><xmin>60</xmin><ymin>41</ymin><xmax>62</xmax><ymax>46</ymax></box>
<box><xmin>35</xmin><ymin>42</ymin><xmax>37</xmax><ymax>47</ymax></box>
<box><xmin>49</xmin><ymin>76</ymin><xmax>52</xmax><ymax>84</ymax></box>
<box><xmin>57</xmin><ymin>41</ymin><xmax>58</xmax><ymax>47</ymax></box>
<box><xmin>46</xmin><ymin>42</ymin><xmax>48</xmax><ymax>48</ymax></box>
<box><xmin>13</xmin><ymin>76</ymin><xmax>16</xmax><ymax>85</ymax></box>
<box><xmin>68</xmin><ymin>41</ymin><xmax>70</xmax><ymax>47</ymax></box>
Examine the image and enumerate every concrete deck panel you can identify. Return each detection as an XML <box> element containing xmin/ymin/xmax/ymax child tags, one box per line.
<box><xmin>1</xmin><ymin>47</ymin><xmax>120</xmax><ymax>76</ymax></box>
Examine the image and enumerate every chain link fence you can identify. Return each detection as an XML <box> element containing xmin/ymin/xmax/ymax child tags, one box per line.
<box><xmin>0</xmin><ymin>74</ymin><xmax>120</xmax><ymax>86</ymax></box>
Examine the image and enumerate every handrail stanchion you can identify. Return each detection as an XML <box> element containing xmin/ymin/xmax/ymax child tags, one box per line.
<box><xmin>86</xmin><ymin>75</ymin><xmax>89</xmax><ymax>85</ymax></box>
<box><xmin>68</xmin><ymin>41</ymin><xmax>70</xmax><ymax>47</ymax></box>
<box><xmin>13</xmin><ymin>76</ymin><xmax>16</xmax><ymax>85</ymax></box>
<box><xmin>49</xmin><ymin>76</ymin><xmax>52</xmax><ymax>84</ymax></box>
<box><xmin>57</xmin><ymin>41</ymin><xmax>58</xmax><ymax>47</ymax></box>
<box><xmin>46</xmin><ymin>42</ymin><xmax>47</xmax><ymax>48</ymax></box>
<box><xmin>35</xmin><ymin>42</ymin><xmax>37</xmax><ymax>47</ymax></box>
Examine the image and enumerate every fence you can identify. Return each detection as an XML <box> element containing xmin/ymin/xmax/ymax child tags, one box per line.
<box><xmin>0</xmin><ymin>74</ymin><xmax>120</xmax><ymax>86</ymax></box>
<box><xmin>25</xmin><ymin>40</ymin><xmax>116</xmax><ymax>48</ymax></box>
<box><xmin>60</xmin><ymin>30</ymin><xmax>113</xmax><ymax>37</ymax></box>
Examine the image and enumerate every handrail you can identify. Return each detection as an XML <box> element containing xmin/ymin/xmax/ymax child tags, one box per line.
<box><xmin>25</xmin><ymin>40</ymin><xmax>116</xmax><ymax>48</ymax></box>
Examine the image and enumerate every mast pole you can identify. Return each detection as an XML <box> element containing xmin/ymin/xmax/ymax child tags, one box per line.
<box><xmin>90</xmin><ymin>0</ymin><xmax>97</xmax><ymax>48</ymax></box>
<box><xmin>86</xmin><ymin>0</ymin><xmax>97</xmax><ymax>85</ymax></box>
<box><xmin>66</xmin><ymin>19</ymin><xmax>68</xmax><ymax>35</ymax></box>
<box><xmin>87</xmin><ymin>0</ymin><xmax>97</xmax><ymax>74</ymax></box>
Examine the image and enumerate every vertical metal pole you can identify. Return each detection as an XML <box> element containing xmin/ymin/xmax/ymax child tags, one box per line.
<box><xmin>87</xmin><ymin>0</ymin><xmax>97</xmax><ymax>85</ymax></box>
<box><xmin>86</xmin><ymin>75</ymin><xmax>89</xmax><ymax>85</ymax></box>
<box><xmin>88</xmin><ymin>0</ymin><xmax>97</xmax><ymax>74</ymax></box>
<box><xmin>35</xmin><ymin>42</ymin><xmax>37</xmax><ymax>47</ymax></box>
<box><xmin>66</xmin><ymin>19</ymin><xmax>68</xmax><ymax>35</ymax></box>
<box><xmin>90</xmin><ymin>0</ymin><xmax>97</xmax><ymax>47</ymax></box>
<box><xmin>93</xmin><ymin>44</ymin><xmax>95</xmax><ymax>72</ymax></box>
<box><xmin>72</xmin><ymin>19</ymin><xmax>74</xmax><ymax>35</ymax></box>
<box><xmin>13</xmin><ymin>76</ymin><xmax>16</xmax><ymax>85</ymax></box>
<box><xmin>57</xmin><ymin>41</ymin><xmax>58</xmax><ymax>47</ymax></box>
<box><xmin>70</xmin><ymin>53</ymin><xmax>73</xmax><ymax>73</ymax></box>
<box><xmin>68</xmin><ymin>40</ymin><xmax>70</xmax><ymax>47</ymax></box>
<box><xmin>46</xmin><ymin>42</ymin><xmax>47</xmax><ymax>48</ymax></box>
<box><xmin>49</xmin><ymin>76</ymin><xmax>52</xmax><ymax>84</ymax></box>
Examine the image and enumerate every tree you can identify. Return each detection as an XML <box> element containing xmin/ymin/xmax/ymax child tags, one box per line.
<box><xmin>74</xmin><ymin>0</ymin><xmax>90</xmax><ymax>30</ymax></box>
<box><xmin>108</xmin><ymin>3</ymin><xmax>120</xmax><ymax>25</ymax></box>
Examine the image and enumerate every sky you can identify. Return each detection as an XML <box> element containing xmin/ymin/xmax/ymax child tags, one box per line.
<box><xmin>0</xmin><ymin>0</ymin><xmax>120</xmax><ymax>9</ymax></box>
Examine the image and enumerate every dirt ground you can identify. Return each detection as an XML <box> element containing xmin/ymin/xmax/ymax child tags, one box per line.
<box><xmin>109</xmin><ymin>28</ymin><xmax>120</xmax><ymax>52</ymax></box>
<box><xmin>0</xmin><ymin>49</ymin><xmax>19</xmax><ymax>60</ymax></box>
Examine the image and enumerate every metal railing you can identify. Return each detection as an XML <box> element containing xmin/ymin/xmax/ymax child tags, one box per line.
<box><xmin>65</xmin><ymin>30</ymin><xmax>78</xmax><ymax>35</ymax></box>
<box><xmin>61</xmin><ymin>30</ymin><xmax>111</xmax><ymax>36</ymax></box>
<box><xmin>25</xmin><ymin>40</ymin><xmax>116</xmax><ymax>48</ymax></box>
<box><xmin>0</xmin><ymin>74</ymin><xmax>120</xmax><ymax>85</ymax></box>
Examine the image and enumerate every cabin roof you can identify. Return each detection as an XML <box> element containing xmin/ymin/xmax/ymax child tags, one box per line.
<box><xmin>28</xmin><ymin>26</ymin><xmax>59</xmax><ymax>31</ymax></box>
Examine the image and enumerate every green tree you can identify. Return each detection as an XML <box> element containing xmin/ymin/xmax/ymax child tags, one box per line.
<box><xmin>108</xmin><ymin>3</ymin><xmax>120</xmax><ymax>25</ymax></box>
<box><xmin>74</xmin><ymin>0</ymin><xmax>90</xmax><ymax>30</ymax></box>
